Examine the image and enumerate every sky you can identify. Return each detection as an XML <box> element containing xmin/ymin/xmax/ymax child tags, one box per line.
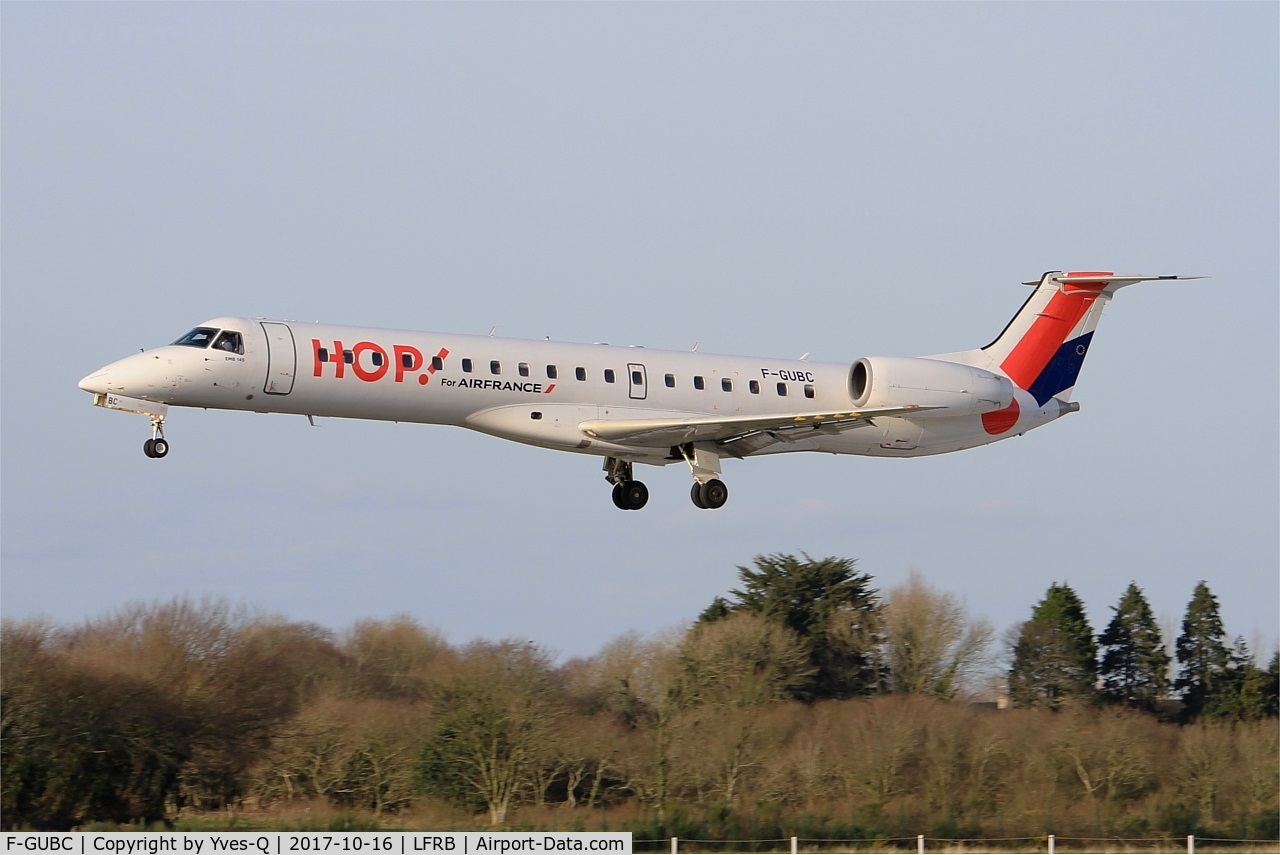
<box><xmin>3</xmin><ymin>2</ymin><xmax>1276</xmax><ymax>666</ymax></box>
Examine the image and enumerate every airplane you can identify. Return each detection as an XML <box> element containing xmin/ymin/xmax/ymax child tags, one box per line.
<box><xmin>79</xmin><ymin>271</ymin><xmax>1196</xmax><ymax>510</ymax></box>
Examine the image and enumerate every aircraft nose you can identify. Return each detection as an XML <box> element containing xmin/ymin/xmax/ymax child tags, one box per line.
<box><xmin>79</xmin><ymin>368</ymin><xmax>110</xmax><ymax>394</ymax></box>
<box><xmin>78</xmin><ymin>352</ymin><xmax>166</xmax><ymax>397</ymax></box>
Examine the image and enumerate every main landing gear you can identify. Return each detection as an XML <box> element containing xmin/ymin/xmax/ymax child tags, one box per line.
<box><xmin>602</xmin><ymin>446</ymin><xmax>731</xmax><ymax>511</ymax></box>
<box><xmin>142</xmin><ymin>414</ymin><xmax>170</xmax><ymax>459</ymax></box>
<box><xmin>681</xmin><ymin>443</ymin><xmax>728</xmax><ymax>510</ymax></box>
<box><xmin>690</xmin><ymin>478</ymin><xmax>729</xmax><ymax>510</ymax></box>
<box><xmin>604</xmin><ymin>457</ymin><xmax>649</xmax><ymax>510</ymax></box>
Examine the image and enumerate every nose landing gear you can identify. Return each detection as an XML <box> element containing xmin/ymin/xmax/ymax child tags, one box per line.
<box><xmin>142</xmin><ymin>415</ymin><xmax>169</xmax><ymax>459</ymax></box>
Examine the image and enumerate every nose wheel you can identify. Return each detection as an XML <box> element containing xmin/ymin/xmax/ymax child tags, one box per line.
<box><xmin>142</xmin><ymin>415</ymin><xmax>169</xmax><ymax>459</ymax></box>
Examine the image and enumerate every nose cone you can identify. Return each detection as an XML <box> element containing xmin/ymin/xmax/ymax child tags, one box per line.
<box><xmin>79</xmin><ymin>368</ymin><xmax>110</xmax><ymax>394</ymax></box>
<box><xmin>78</xmin><ymin>352</ymin><xmax>167</xmax><ymax>398</ymax></box>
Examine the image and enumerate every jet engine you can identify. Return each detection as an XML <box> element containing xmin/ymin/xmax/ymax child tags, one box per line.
<box><xmin>850</xmin><ymin>356</ymin><xmax>1016</xmax><ymax>416</ymax></box>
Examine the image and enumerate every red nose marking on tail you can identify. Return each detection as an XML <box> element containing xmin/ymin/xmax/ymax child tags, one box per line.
<box><xmin>982</xmin><ymin>397</ymin><xmax>1020</xmax><ymax>435</ymax></box>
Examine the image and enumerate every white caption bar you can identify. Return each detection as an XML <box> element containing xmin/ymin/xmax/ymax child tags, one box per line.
<box><xmin>2</xmin><ymin>833</ymin><xmax>631</xmax><ymax>855</ymax></box>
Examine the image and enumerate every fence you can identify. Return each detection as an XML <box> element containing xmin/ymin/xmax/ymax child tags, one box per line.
<box><xmin>635</xmin><ymin>834</ymin><xmax>1276</xmax><ymax>853</ymax></box>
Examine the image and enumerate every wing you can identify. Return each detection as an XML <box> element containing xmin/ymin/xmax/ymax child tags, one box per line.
<box><xmin>579</xmin><ymin>405</ymin><xmax>938</xmax><ymax>453</ymax></box>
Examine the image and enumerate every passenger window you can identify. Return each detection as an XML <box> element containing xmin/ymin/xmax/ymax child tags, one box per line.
<box><xmin>431</xmin><ymin>355</ymin><xmax>444</xmax><ymax>370</ymax></box>
<box><xmin>576</xmin><ymin>367</ymin><xmax>586</xmax><ymax>381</ymax></box>
<box><xmin>519</xmin><ymin>363</ymin><xmax>530</xmax><ymax>377</ymax></box>
<box><xmin>402</xmin><ymin>353</ymin><xmax>414</xmax><ymax>369</ymax></box>
<box><xmin>370</xmin><ymin>351</ymin><xmax>384</xmax><ymax>367</ymax></box>
<box><xmin>749</xmin><ymin>380</ymin><xmax>760</xmax><ymax>394</ymax></box>
<box><xmin>546</xmin><ymin>365</ymin><xmax>558</xmax><ymax>379</ymax></box>
<box><xmin>804</xmin><ymin>384</ymin><xmax>815</xmax><ymax>399</ymax></box>
<box><xmin>776</xmin><ymin>382</ymin><xmax>787</xmax><ymax>396</ymax></box>
<box><xmin>694</xmin><ymin>376</ymin><xmax>705</xmax><ymax>390</ymax></box>
<box><xmin>665</xmin><ymin>374</ymin><xmax>676</xmax><ymax>388</ymax></box>
<box><xmin>604</xmin><ymin>369</ymin><xmax>615</xmax><ymax>383</ymax></box>
<box><xmin>343</xmin><ymin>350</ymin><xmax>354</xmax><ymax>364</ymax></box>
<box><xmin>212</xmin><ymin>331</ymin><xmax>243</xmax><ymax>354</ymax></box>
<box><xmin>462</xmin><ymin>358</ymin><xmax>473</xmax><ymax>373</ymax></box>
<box><xmin>173</xmin><ymin>327</ymin><xmax>219</xmax><ymax>349</ymax></box>
<box><xmin>721</xmin><ymin>378</ymin><xmax>732</xmax><ymax>392</ymax></box>
<box><xmin>490</xmin><ymin>360</ymin><xmax>501</xmax><ymax>375</ymax></box>
<box><xmin>319</xmin><ymin>348</ymin><xmax>330</xmax><ymax>362</ymax></box>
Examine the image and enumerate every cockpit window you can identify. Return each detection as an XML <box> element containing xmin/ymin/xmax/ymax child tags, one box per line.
<box><xmin>213</xmin><ymin>330</ymin><xmax>244</xmax><ymax>354</ymax></box>
<box><xmin>173</xmin><ymin>327</ymin><xmax>219</xmax><ymax>348</ymax></box>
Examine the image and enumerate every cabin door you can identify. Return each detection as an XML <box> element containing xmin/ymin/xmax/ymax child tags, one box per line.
<box><xmin>260</xmin><ymin>322</ymin><xmax>297</xmax><ymax>395</ymax></box>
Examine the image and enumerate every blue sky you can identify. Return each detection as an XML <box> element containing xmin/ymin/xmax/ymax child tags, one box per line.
<box><xmin>3</xmin><ymin>2</ymin><xmax>1276</xmax><ymax>664</ymax></box>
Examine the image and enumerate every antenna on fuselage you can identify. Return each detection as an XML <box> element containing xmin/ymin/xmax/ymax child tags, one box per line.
<box><xmin>692</xmin><ymin>341</ymin><xmax>700</xmax><ymax>352</ymax></box>
<box><xmin>799</xmin><ymin>353</ymin><xmax>810</xmax><ymax>361</ymax></box>
<box><xmin>488</xmin><ymin>326</ymin><xmax>497</xmax><ymax>337</ymax></box>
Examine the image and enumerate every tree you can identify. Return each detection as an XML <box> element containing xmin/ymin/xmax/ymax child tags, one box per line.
<box><xmin>1008</xmin><ymin>582</ymin><xmax>1097</xmax><ymax>709</ymax></box>
<box><xmin>583</xmin><ymin>631</ymin><xmax>688</xmax><ymax>831</ymax></box>
<box><xmin>700</xmin><ymin>553</ymin><xmax>883</xmax><ymax>699</ymax></box>
<box><xmin>677</xmin><ymin>613</ymin><xmax>813</xmax><ymax>808</ymax></box>
<box><xmin>414</xmin><ymin>641</ymin><xmax>565</xmax><ymax>825</ymax></box>
<box><xmin>881</xmin><ymin>571</ymin><xmax>993</xmax><ymax>698</ymax></box>
<box><xmin>1175</xmin><ymin>581</ymin><xmax>1230</xmax><ymax>720</ymax></box>
<box><xmin>1201</xmin><ymin>637</ymin><xmax>1277</xmax><ymax>721</ymax></box>
<box><xmin>1097</xmin><ymin>582</ymin><xmax>1169</xmax><ymax>711</ymax></box>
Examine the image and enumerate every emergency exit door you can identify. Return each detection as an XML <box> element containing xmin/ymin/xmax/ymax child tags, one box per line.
<box><xmin>628</xmin><ymin>363</ymin><xmax>647</xmax><ymax>400</ymax></box>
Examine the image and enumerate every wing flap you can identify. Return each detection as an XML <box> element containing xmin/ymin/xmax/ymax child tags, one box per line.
<box><xmin>579</xmin><ymin>405</ymin><xmax>937</xmax><ymax>448</ymax></box>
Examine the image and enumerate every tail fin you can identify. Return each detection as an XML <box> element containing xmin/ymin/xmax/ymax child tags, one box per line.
<box><xmin>980</xmin><ymin>271</ymin><xmax>1200</xmax><ymax>405</ymax></box>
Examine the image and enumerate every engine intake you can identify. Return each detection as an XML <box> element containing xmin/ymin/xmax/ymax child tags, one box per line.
<box><xmin>850</xmin><ymin>356</ymin><xmax>1015</xmax><ymax>416</ymax></box>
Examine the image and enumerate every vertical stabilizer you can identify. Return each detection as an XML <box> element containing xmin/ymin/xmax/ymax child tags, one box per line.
<box><xmin>978</xmin><ymin>271</ymin><xmax>1197</xmax><ymax>405</ymax></box>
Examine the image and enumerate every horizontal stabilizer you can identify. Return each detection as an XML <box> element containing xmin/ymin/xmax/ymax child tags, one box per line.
<box><xmin>1021</xmin><ymin>272</ymin><xmax>1205</xmax><ymax>293</ymax></box>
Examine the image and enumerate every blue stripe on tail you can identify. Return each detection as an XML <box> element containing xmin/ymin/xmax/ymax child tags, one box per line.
<box><xmin>1026</xmin><ymin>332</ymin><xmax>1094</xmax><ymax>406</ymax></box>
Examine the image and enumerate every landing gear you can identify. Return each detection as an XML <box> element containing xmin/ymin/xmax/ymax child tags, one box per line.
<box><xmin>680</xmin><ymin>443</ymin><xmax>729</xmax><ymax>510</ymax></box>
<box><xmin>612</xmin><ymin>481</ymin><xmax>649</xmax><ymax>510</ymax></box>
<box><xmin>143</xmin><ymin>415</ymin><xmax>169</xmax><ymax>459</ymax></box>
<box><xmin>691</xmin><ymin>478</ymin><xmax>728</xmax><ymax>510</ymax></box>
<box><xmin>604</xmin><ymin>457</ymin><xmax>648</xmax><ymax>510</ymax></box>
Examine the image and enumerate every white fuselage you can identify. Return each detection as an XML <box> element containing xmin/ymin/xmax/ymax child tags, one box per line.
<box><xmin>78</xmin><ymin>273</ymin><xmax>1188</xmax><ymax>509</ymax></box>
<box><xmin>79</xmin><ymin>316</ymin><xmax>1066</xmax><ymax>468</ymax></box>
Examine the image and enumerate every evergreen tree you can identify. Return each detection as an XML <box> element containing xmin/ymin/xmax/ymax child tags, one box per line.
<box><xmin>1265</xmin><ymin>649</ymin><xmax>1280</xmax><ymax>718</ymax></box>
<box><xmin>1007</xmin><ymin>582</ymin><xmax>1097</xmax><ymax>709</ymax></box>
<box><xmin>700</xmin><ymin>553</ymin><xmax>883</xmax><ymax>700</ymax></box>
<box><xmin>1097</xmin><ymin>582</ymin><xmax>1169</xmax><ymax>711</ymax></box>
<box><xmin>1174</xmin><ymin>581</ymin><xmax>1230</xmax><ymax>721</ymax></box>
<box><xmin>1201</xmin><ymin>636</ymin><xmax>1277</xmax><ymax>721</ymax></box>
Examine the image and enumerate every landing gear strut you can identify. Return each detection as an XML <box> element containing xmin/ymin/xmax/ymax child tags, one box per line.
<box><xmin>604</xmin><ymin>457</ymin><xmax>648</xmax><ymax>510</ymax></box>
<box><xmin>143</xmin><ymin>414</ymin><xmax>169</xmax><ymax>459</ymax></box>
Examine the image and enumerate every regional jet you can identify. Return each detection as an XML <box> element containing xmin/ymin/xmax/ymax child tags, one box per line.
<box><xmin>79</xmin><ymin>271</ymin><xmax>1194</xmax><ymax>510</ymax></box>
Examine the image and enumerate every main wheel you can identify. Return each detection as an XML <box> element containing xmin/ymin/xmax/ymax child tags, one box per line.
<box><xmin>611</xmin><ymin>483</ymin><xmax>628</xmax><ymax>509</ymax></box>
<box><xmin>622</xmin><ymin>480</ymin><xmax>649</xmax><ymax>510</ymax></box>
<box><xmin>151</xmin><ymin>438</ymin><xmax>169</xmax><ymax>458</ymax></box>
<box><xmin>699</xmin><ymin>479</ymin><xmax>728</xmax><ymax>509</ymax></box>
<box><xmin>690</xmin><ymin>482</ymin><xmax>708</xmax><ymax>509</ymax></box>
<box><xmin>143</xmin><ymin>438</ymin><xmax>156</xmax><ymax>458</ymax></box>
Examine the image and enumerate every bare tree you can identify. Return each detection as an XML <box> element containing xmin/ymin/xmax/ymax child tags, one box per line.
<box><xmin>678</xmin><ymin>613</ymin><xmax>813</xmax><ymax>809</ymax></box>
<box><xmin>882</xmin><ymin>571</ymin><xmax>994</xmax><ymax>698</ymax></box>
<box><xmin>414</xmin><ymin>641</ymin><xmax>566</xmax><ymax>825</ymax></box>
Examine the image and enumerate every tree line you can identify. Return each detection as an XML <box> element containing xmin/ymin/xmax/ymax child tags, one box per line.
<box><xmin>2</xmin><ymin>555</ymin><xmax>1276</xmax><ymax>837</ymax></box>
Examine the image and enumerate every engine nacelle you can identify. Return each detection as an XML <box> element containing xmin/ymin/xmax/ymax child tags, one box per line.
<box><xmin>850</xmin><ymin>356</ymin><xmax>1016</xmax><ymax>416</ymax></box>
